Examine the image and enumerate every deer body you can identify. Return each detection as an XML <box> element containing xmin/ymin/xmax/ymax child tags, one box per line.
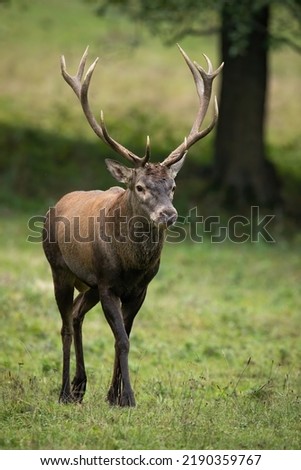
<box><xmin>43</xmin><ymin>46</ymin><xmax>223</xmax><ymax>406</ymax></box>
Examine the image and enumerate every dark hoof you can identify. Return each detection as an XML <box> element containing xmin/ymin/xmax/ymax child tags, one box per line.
<box><xmin>71</xmin><ymin>378</ymin><xmax>87</xmax><ymax>403</ymax></box>
<box><xmin>107</xmin><ymin>386</ymin><xmax>119</xmax><ymax>406</ymax></box>
<box><xmin>58</xmin><ymin>392</ymin><xmax>74</xmax><ymax>404</ymax></box>
<box><xmin>107</xmin><ymin>387</ymin><xmax>136</xmax><ymax>407</ymax></box>
<box><xmin>120</xmin><ymin>391</ymin><xmax>136</xmax><ymax>407</ymax></box>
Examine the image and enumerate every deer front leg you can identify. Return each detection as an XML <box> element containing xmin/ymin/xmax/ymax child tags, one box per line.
<box><xmin>107</xmin><ymin>354</ymin><xmax>122</xmax><ymax>406</ymax></box>
<box><xmin>99</xmin><ymin>288</ymin><xmax>135</xmax><ymax>407</ymax></box>
<box><xmin>107</xmin><ymin>289</ymin><xmax>147</xmax><ymax>406</ymax></box>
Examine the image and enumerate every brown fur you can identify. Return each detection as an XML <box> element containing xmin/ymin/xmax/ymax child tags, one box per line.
<box><xmin>43</xmin><ymin>160</ymin><xmax>184</xmax><ymax>406</ymax></box>
<box><xmin>45</xmin><ymin>45</ymin><xmax>221</xmax><ymax>406</ymax></box>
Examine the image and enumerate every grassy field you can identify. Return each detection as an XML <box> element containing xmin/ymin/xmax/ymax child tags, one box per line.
<box><xmin>0</xmin><ymin>216</ymin><xmax>301</xmax><ymax>449</ymax></box>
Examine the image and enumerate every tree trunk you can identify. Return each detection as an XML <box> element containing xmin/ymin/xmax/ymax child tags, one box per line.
<box><xmin>214</xmin><ymin>4</ymin><xmax>280</xmax><ymax>208</ymax></box>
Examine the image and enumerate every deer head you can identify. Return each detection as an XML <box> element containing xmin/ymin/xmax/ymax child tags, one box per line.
<box><xmin>60</xmin><ymin>46</ymin><xmax>223</xmax><ymax>229</ymax></box>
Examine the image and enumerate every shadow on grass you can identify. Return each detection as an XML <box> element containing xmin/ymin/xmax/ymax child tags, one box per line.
<box><xmin>1</xmin><ymin>122</ymin><xmax>301</xmax><ymax>236</ymax></box>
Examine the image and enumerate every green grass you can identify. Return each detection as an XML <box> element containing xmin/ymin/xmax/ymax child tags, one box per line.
<box><xmin>0</xmin><ymin>216</ymin><xmax>301</xmax><ymax>449</ymax></box>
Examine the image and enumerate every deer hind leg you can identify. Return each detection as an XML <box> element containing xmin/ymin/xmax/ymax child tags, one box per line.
<box><xmin>106</xmin><ymin>289</ymin><xmax>147</xmax><ymax>407</ymax></box>
<box><xmin>51</xmin><ymin>269</ymin><xmax>75</xmax><ymax>404</ymax></box>
<box><xmin>71</xmin><ymin>287</ymin><xmax>99</xmax><ymax>402</ymax></box>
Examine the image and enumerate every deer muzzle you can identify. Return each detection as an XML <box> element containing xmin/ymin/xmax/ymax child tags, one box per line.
<box><xmin>151</xmin><ymin>207</ymin><xmax>178</xmax><ymax>229</ymax></box>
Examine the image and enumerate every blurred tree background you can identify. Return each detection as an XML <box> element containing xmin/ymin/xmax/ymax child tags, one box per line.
<box><xmin>93</xmin><ymin>0</ymin><xmax>301</xmax><ymax>210</ymax></box>
<box><xmin>0</xmin><ymin>0</ymin><xmax>300</xmax><ymax>223</ymax></box>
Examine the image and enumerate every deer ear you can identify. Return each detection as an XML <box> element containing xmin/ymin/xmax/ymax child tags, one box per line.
<box><xmin>105</xmin><ymin>159</ymin><xmax>133</xmax><ymax>184</ymax></box>
<box><xmin>168</xmin><ymin>153</ymin><xmax>186</xmax><ymax>179</ymax></box>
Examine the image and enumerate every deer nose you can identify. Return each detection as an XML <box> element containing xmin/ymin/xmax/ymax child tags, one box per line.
<box><xmin>159</xmin><ymin>209</ymin><xmax>178</xmax><ymax>227</ymax></box>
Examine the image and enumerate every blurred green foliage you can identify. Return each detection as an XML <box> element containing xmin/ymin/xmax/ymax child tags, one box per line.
<box><xmin>93</xmin><ymin>0</ymin><xmax>301</xmax><ymax>53</ymax></box>
<box><xmin>0</xmin><ymin>0</ymin><xmax>300</xmax><ymax>217</ymax></box>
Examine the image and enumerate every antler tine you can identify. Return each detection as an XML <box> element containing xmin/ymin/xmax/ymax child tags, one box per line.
<box><xmin>144</xmin><ymin>135</ymin><xmax>151</xmax><ymax>164</ymax></box>
<box><xmin>77</xmin><ymin>45</ymin><xmax>90</xmax><ymax>81</ymax></box>
<box><xmin>162</xmin><ymin>46</ymin><xmax>223</xmax><ymax>167</ymax></box>
<box><xmin>61</xmin><ymin>47</ymin><xmax>147</xmax><ymax>167</ymax></box>
<box><xmin>178</xmin><ymin>44</ymin><xmax>211</xmax><ymax>135</ymax></box>
<box><xmin>60</xmin><ymin>46</ymin><xmax>89</xmax><ymax>99</ymax></box>
<box><xmin>195</xmin><ymin>54</ymin><xmax>224</xmax><ymax>80</ymax></box>
<box><xmin>202</xmin><ymin>53</ymin><xmax>213</xmax><ymax>75</ymax></box>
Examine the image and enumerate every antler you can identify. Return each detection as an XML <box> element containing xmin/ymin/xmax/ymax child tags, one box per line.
<box><xmin>162</xmin><ymin>45</ymin><xmax>224</xmax><ymax>167</ymax></box>
<box><xmin>60</xmin><ymin>46</ymin><xmax>150</xmax><ymax>167</ymax></box>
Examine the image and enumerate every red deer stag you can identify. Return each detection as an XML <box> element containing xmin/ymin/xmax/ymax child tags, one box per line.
<box><xmin>43</xmin><ymin>45</ymin><xmax>223</xmax><ymax>406</ymax></box>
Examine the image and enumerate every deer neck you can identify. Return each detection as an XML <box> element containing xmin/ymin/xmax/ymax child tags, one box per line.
<box><xmin>113</xmin><ymin>189</ymin><xmax>165</xmax><ymax>269</ymax></box>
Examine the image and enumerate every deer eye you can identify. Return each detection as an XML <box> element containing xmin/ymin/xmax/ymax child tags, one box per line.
<box><xmin>136</xmin><ymin>184</ymin><xmax>145</xmax><ymax>193</ymax></box>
